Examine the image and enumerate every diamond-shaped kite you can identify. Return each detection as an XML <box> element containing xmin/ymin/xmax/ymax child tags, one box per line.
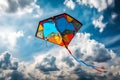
<box><xmin>35</xmin><ymin>13</ymin><xmax>104</xmax><ymax>72</ymax></box>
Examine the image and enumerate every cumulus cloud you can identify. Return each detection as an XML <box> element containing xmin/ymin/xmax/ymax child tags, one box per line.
<box><xmin>0</xmin><ymin>51</ymin><xmax>31</xmax><ymax>80</ymax></box>
<box><xmin>70</xmin><ymin>33</ymin><xmax>112</xmax><ymax>62</ymax></box>
<box><xmin>0</xmin><ymin>33</ymin><xmax>120</xmax><ymax>80</ymax></box>
<box><xmin>26</xmin><ymin>33</ymin><xmax>120</xmax><ymax>79</ymax></box>
<box><xmin>0</xmin><ymin>27</ymin><xmax>24</xmax><ymax>49</ymax></box>
<box><xmin>0</xmin><ymin>51</ymin><xmax>18</xmax><ymax>70</ymax></box>
<box><xmin>64</xmin><ymin>0</ymin><xmax>76</xmax><ymax>10</ymax></box>
<box><xmin>0</xmin><ymin>0</ymin><xmax>43</xmax><ymax>17</ymax></box>
<box><xmin>35</xmin><ymin>55</ymin><xmax>59</xmax><ymax>73</ymax></box>
<box><xmin>64</xmin><ymin>0</ymin><xmax>114</xmax><ymax>12</ymax></box>
<box><xmin>92</xmin><ymin>15</ymin><xmax>107</xmax><ymax>32</ymax></box>
<box><xmin>0</xmin><ymin>0</ymin><xmax>9</xmax><ymax>11</ymax></box>
<box><xmin>0</xmin><ymin>70</ymin><xmax>30</xmax><ymax>80</ymax></box>
<box><xmin>76</xmin><ymin>0</ymin><xmax>114</xmax><ymax>12</ymax></box>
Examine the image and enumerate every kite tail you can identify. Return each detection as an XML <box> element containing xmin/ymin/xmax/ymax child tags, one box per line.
<box><xmin>66</xmin><ymin>48</ymin><xmax>104</xmax><ymax>72</ymax></box>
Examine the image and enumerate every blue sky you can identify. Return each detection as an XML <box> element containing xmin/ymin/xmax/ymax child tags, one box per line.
<box><xmin>0</xmin><ymin>0</ymin><xmax>120</xmax><ymax>80</ymax></box>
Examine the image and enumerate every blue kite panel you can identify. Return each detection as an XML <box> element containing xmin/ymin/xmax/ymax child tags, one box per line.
<box><xmin>43</xmin><ymin>22</ymin><xmax>58</xmax><ymax>37</ymax></box>
<box><xmin>55</xmin><ymin>17</ymin><xmax>75</xmax><ymax>33</ymax></box>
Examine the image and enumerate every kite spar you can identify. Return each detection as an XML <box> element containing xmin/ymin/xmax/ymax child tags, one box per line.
<box><xmin>35</xmin><ymin>13</ymin><xmax>104</xmax><ymax>72</ymax></box>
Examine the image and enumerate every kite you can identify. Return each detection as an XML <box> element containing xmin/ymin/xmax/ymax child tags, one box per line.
<box><xmin>35</xmin><ymin>13</ymin><xmax>104</xmax><ymax>72</ymax></box>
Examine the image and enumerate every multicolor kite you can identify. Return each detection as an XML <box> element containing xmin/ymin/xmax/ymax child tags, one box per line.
<box><xmin>35</xmin><ymin>13</ymin><xmax>104</xmax><ymax>72</ymax></box>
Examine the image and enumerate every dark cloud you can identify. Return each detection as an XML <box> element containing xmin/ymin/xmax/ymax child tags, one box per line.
<box><xmin>0</xmin><ymin>52</ymin><xmax>18</xmax><ymax>70</ymax></box>
<box><xmin>3</xmin><ymin>0</ymin><xmax>33</xmax><ymax>13</ymax></box>
<box><xmin>35</xmin><ymin>55</ymin><xmax>59</xmax><ymax>73</ymax></box>
<box><xmin>93</xmin><ymin>48</ymin><xmax>112</xmax><ymax>62</ymax></box>
<box><xmin>7</xmin><ymin>0</ymin><xmax>18</xmax><ymax>13</ymax></box>
<box><xmin>62</xmin><ymin>56</ymin><xmax>74</xmax><ymax>67</ymax></box>
<box><xmin>6</xmin><ymin>71</ymin><xmax>30</xmax><ymax>80</ymax></box>
<box><xmin>0</xmin><ymin>52</ymin><xmax>29</xmax><ymax>80</ymax></box>
<box><xmin>94</xmin><ymin>50</ymin><xmax>111</xmax><ymax>62</ymax></box>
<box><xmin>71</xmin><ymin>67</ymin><xmax>120</xmax><ymax>80</ymax></box>
<box><xmin>74</xmin><ymin>49</ymin><xmax>84</xmax><ymax>59</ymax></box>
<box><xmin>0</xmin><ymin>70</ymin><xmax>30</xmax><ymax>80</ymax></box>
<box><xmin>18</xmin><ymin>0</ymin><xmax>33</xmax><ymax>8</ymax></box>
<box><xmin>76</xmin><ymin>72</ymin><xmax>120</xmax><ymax>80</ymax></box>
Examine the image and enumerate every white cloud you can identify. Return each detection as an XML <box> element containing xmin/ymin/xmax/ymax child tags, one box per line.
<box><xmin>0</xmin><ymin>33</ymin><xmax>120</xmax><ymax>79</ymax></box>
<box><xmin>0</xmin><ymin>27</ymin><xmax>24</xmax><ymax>49</ymax></box>
<box><xmin>111</xmin><ymin>13</ymin><xmax>117</xmax><ymax>19</ymax></box>
<box><xmin>108</xmin><ymin>0</ymin><xmax>114</xmax><ymax>6</ymax></box>
<box><xmin>76</xmin><ymin>0</ymin><xmax>114</xmax><ymax>12</ymax></box>
<box><xmin>64</xmin><ymin>0</ymin><xmax>76</xmax><ymax>10</ymax></box>
<box><xmin>0</xmin><ymin>0</ymin><xmax>9</xmax><ymax>12</ymax></box>
<box><xmin>92</xmin><ymin>15</ymin><xmax>107</xmax><ymax>32</ymax></box>
<box><xmin>64</xmin><ymin>0</ymin><xmax>114</xmax><ymax>12</ymax></box>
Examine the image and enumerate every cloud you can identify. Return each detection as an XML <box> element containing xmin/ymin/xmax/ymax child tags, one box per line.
<box><xmin>62</xmin><ymin>56</ymin><xmax>75</xmax><ymax>67</ymax></box>
<box><xmin>0</xmin><ymin>0</ymin><xmax>43</xmax><ymax>17</ymax></box>
<box><xmin>0</xmin><ymin>51</ymin><xmax>30</xmax><ymax>80</ymax></box>
<box><xmin>0</xmin><ymin>27</ymin><xmax>24</xmax><ymax>49</ymax></box>
<box><xmin>35</xmin><ymin>55</ymin><xmax>59</xmax><ymax>73</ymax></box>
<box><xmin>64</xmin><ymin>0</ymin><xmax>114</xmax><ymax>12</ymax></box>
<box><xmin>0</xmin><ymin>33</ymin><xmax>120</xmax><ymax>80</ymax></box>
<box><xmin>0</xmin><ymin>0</ymin><xmax>9</xmax><ymax>12</ymax></box>
<box><xmin>69</xmin><ymin>33</ymin><xmax>112</xmax><ymax>62</ymax></box>
<box><xmin>111</xmin><ymin>13</ymin><xmax>117</xmax><ymax>19</ymax></box>
<box><xmin>92</xmin><ymin>15</ymin><xmax>107</xmax><ymax>32</ymax></box>
<box><xmin>0</xmin><ymin>51</ymin><xmax>18</xmax><ymax>70</ymax></box>
<box><xmin>30</xmin><ymin>33</ymin><xmax>120</xmax><ymax>79</ymax></box>
<box><xmin>76</xmin><ymin>0</ymin><xmax>114</xmax><ymax>12</ymax></box>
<box><xmin>1</xmin><ymin>71</ymin><xmax>30</xmax><ymax>80</ymax></box>
<box><xmin>64</xmin><ymin>0</ymin><xmax>76</xmax><ymax>10</ymax></box>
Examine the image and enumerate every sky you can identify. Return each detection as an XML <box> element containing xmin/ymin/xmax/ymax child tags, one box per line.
<box><xmin>0</xmin><ymin>0</ymin><xmax>120</xmax><ymax>80</ymax></box>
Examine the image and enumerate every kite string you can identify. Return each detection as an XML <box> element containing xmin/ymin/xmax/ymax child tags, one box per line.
<box><xmin>44</xmin><ymin>37</ymin><xmax>48</xmax><ymax>47</ymax></box>
<box><xmin>45</xmin><ymin>39</ymin><xmax>48</xmax><ymax>47</ymax></box>
<box><xmin>66</xmin><ymin>48</ymin><xmax>104</xmax><ymax>72</ymax></box>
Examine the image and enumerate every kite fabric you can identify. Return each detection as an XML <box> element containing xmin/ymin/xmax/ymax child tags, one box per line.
<box><xmin>35</xmin><ymin>13</ymin><xmax>104</xmax><ymax>72</ymax></box>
